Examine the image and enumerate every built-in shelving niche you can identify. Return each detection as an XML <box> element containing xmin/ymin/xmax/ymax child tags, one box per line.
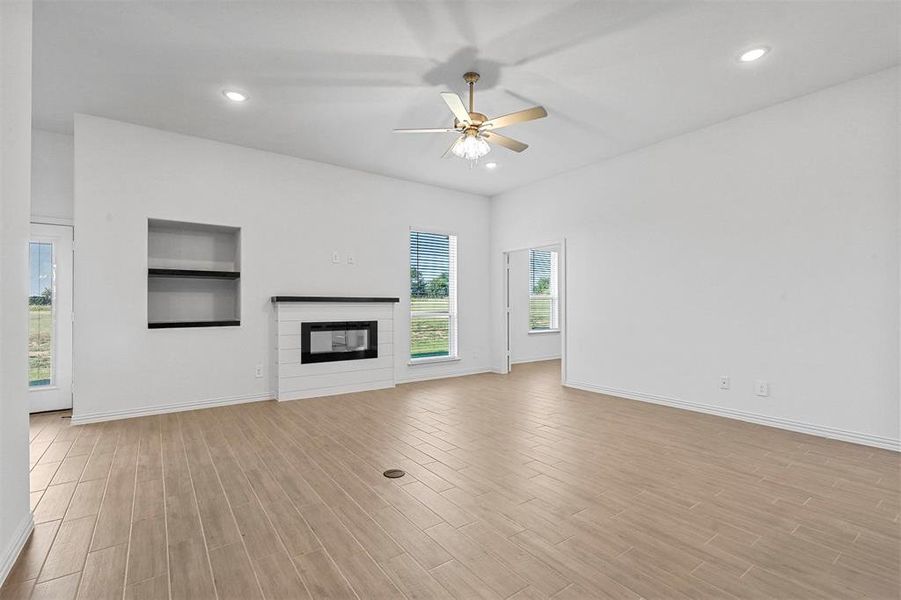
<box><xmin>147</xmin><ymin>219</ymin><xmax>241</xmax><ymax>329</ymax></box>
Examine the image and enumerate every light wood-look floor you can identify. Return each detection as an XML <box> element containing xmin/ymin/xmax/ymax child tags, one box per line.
<box><xmin>3</xmin><ymin>360</ymin><xmax>900</xmax><ymax>600</ymax></box>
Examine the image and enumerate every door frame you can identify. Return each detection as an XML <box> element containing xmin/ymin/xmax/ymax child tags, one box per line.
<box><xmin>499</xmin><ymin>238</ymin><xmax>567</xmax><ymax>383</ymax></box>
<box><xmin>28</xmin><ymin>222</ymin><xmax>74</xmax><ymax>413</ymax></box>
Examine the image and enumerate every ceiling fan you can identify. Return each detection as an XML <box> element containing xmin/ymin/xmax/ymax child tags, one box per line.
<box><xmin>393</xmin><ymin>72</ymin><xmax>547</xmax><ymax>163</ymax></box>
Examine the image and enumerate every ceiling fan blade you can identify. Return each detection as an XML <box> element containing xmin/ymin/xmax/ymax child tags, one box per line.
<box><xmin>483</xmin><ymin>131</ymin><xmax>528</xmax><ymax>153</ymax></box>
<box><xmin>440</xmin><ymin>92</ymin><xmax>472</xmax><ymax>124</ymax></box>
<box><xmin>481</xmin><ymin>106</ymin><xmax>547</xmax><ymax>130</ymax></box>
<box><xmin>393</xmin><ymin>128</ymin><xmax>457</xmax><ymax>133</ymax></box>
<box><xmin>442</xmin><ymin>136</ymin><xmax>462</xmax><ymax>158</ymax></box>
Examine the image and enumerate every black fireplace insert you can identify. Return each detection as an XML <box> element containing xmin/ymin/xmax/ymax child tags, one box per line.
<box><xmin>301</xmin><ymin>321</ymin><xmax>378</xmax><ymax>364</ymax></box>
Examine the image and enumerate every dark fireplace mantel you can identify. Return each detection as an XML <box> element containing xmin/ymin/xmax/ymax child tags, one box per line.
<box><xmin>271</xmin><ymin>296</ymin><xmax>400</xmax><ymax>303</ymax></box>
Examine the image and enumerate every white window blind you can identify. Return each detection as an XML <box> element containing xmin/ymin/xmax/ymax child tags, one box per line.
<box><xmin>410</xmin><ymin>230</ymin><xmax>457</xmax><ymax>360</ymax></box>
<box><xmin>529</xmin><ymin>248</ymin><xmax>558</xmax><ymax>331</ymax></box>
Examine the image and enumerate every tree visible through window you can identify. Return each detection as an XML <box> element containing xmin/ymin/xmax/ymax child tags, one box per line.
<box><xmin>529</xmin><ymin>248</ymin><xmax>558</xmax><ymax>331</ymax></box>
<box><xmin>410</xmin><ymin>231</ymin><xmax>457</xmax><ymax>360</ymax></box>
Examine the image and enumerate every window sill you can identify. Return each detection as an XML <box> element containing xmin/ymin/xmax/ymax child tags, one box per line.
<box><xmin>528</xmin><ymin>329</ymin><xmax>560</xmax><ymax>335</ymax></box>
<box><xmin>408</xmin><ymin>356</ymin><xmax>461</xmax><ymax>366</ymax></box>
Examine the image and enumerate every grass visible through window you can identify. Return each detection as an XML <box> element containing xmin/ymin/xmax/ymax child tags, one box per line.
<box><xmin>411</xmin><ymin>297</ymin><xmax>450</xmax><ymax>358</ymax></box>
<box><xmin>410</xmin><ymin>313</ymin><xmax>450</xmax><ymax>358</ymax></box>
<box><xmin>29</xmin><ymin>305</ymin><xmax>52</xmax><ymax>385</ymax></box>
<box><xmin>529</xmin><ymin>297</ymin><xmax>553</xmax><ymax>330</ymax></box>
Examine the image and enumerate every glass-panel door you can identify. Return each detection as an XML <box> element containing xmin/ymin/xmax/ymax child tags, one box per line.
<box><xmin>29</xmin><ymin>223</ymin><xmax>73</xmax><ymax>413</ymax></box>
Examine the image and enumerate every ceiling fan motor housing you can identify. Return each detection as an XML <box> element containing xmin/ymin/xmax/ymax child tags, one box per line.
<box><xmin>456</xmin><ymin>112</ymin><xmax>487</xmax><ymax>130</ymax></box>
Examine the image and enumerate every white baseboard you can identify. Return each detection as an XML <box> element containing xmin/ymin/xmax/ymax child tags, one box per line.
<box><xmin>278</xmin><ymin>381</ymin><xmax>395</xmax><ymax>401</ymax></box>
<box><xmin>71</xmin><ymin>391</ymin><xmax>272</xmax><ymax>424</ymax></box>
<box><xmin>397</xmin><ymin>366</ymin><xmax>499</xmax><ymax>385</ymax></box>
<box><xmin>0</xmin><ymin>513</ymin><xmax>33</xmax><ymax>586</ymax></box>
<box><xmin>70</xmin><ymin>367</ymin><xmax>501</xmax><ymax>421</ymax></box>
<box><xmin>511</xmin><ymin>355</ymin><xmax>561</xmax><ymax>365</ymax></box>
<box><xmin>565</xmin><ymin>380</ymin><xmax>900</xmax><ymax>452</ymax></box>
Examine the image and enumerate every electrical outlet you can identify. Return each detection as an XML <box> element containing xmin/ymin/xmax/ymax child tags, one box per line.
<box><xmin>255</xmin><ymin>364</ymin><xmax>263</xmax><ymax>378</ymax></box>
<box><xmin>331</xmin><ymin>251</ymin><xmax>340</xmax><ymax>264</ymax></box>
<box><xmin>719</xmin><ymin>376</ymin><xmax>730</xmax><ymax>390</ymax></box>
<box><xmin>755</xmin><ymin>380</ymin><xmax>769</xmax><ymax>397</ymax></box>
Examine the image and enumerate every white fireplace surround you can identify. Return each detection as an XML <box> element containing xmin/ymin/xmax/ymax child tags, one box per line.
<box><xmin>273</xmin><ymin>297</ymin><xmax>398</xmax><ymax>401</ymax></box>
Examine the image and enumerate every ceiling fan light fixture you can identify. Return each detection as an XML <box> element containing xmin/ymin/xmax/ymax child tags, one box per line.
<box><xmin>451</xmin><ymin>132</ymin><xmax>490</xmax><ymax>162</ymax></box>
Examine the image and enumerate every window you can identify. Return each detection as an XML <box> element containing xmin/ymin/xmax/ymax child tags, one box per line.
<box><xmin>410</xmin><ymin>230</ymin><xmax>457</xmax><ymax>361</ymax></box>
<box><xmin>29</xmin><ymin>242</ymin><xmax>54</xmax><ymax>386</ymax></box>
<box><xmin>529</xmin><ymin>248</ymin><xmax>558</xmax><ymax>331</ymax></box>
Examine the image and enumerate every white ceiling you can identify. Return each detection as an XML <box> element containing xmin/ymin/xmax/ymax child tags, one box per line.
<box><xmin>33</xmin><ymin>1</ymin><xmax>899</xmax><ymax>196</ymax></box>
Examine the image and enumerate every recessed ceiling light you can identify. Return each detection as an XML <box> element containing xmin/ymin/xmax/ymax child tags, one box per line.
<box><xmin>739</xmin><ymin>47</ymin><xmax>769</xmax><ymax>63</ymax></box>
<box><xmin>222</xmin><ymin>90</ymin><xmax>248</xmax><ymax>102</ymax></box>
<box><xmin>484</xmin><ymin>162</ymin><xmax>498</xmax><ymax>170</ymax></box>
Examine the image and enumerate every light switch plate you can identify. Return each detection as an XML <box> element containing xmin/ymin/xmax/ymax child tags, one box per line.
<box><xmin>755</xmin><ymin>380</ymin><xmax>769</xmax><ymax>397</ymax></box>
<box><xmin>331</xmin><ymin>251</ymin><xmax>340</xmax><ymax>264</ymax></box>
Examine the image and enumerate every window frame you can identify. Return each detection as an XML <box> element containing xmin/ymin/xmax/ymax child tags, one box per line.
<box><xmin>528</xmin><ymin>247</ymin><xmax>559</xmax><ymax>334</ymax></box>
<box><xmin>409</xmin><ymin>227</ymin><xmax>459</xmax><ymax>364</ymax></box>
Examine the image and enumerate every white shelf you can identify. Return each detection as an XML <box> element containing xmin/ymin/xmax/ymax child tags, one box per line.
<box><xmin>147</xmin><ymin>219</ymin><xmax>241</xmax><ymax>328</ymax></box>
<box><xmin>148</xmin><ymin>218</ymin><xmax>240</xmax><ymax>271</ymax></box>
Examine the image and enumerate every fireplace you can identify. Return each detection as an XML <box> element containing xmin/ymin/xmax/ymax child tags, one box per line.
<box><xmin>301</xmin><ymin>320</ymin><xmax>378</xmax><ymax>364</ymax></box>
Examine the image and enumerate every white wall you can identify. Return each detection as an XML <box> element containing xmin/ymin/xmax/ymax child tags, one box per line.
<box><xmin>491</xmin><ymin>68</ymin><xmax>900</xmax><ymax>449</ymax></box>
<box><xmin>0</xmin><ymin>0</ymin><xmax>35</xmax><ymax>584</ymax></box>
<box><xmin>508</xmin><ymin>248</ymin><xmax>560</xmax><ymax>364</ymax></box>
<box><xmin>31</xmin><ymin>128</ymin><xmax>73</xmax><ymax>223</ymax></box>
<box><xmin>73</xmin><ymin>115</ymin><xmax>493</xmax><ymax>422</ymax></box>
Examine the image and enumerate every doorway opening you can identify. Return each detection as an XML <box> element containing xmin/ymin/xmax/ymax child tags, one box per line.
<box><xmin>501</xmin><ymin>240</ymin><xmax>565</xmax><ymax>381</ymax></box>
<box><xmin>29</xmin><ymin>223</ymin><xmax>73</xmax><ymax>413</ymax></box>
